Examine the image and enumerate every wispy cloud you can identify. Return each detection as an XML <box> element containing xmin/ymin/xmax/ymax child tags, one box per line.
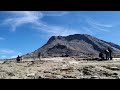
<box><xmin>86</xmin><ymin>17</ymin><xmax>113</xmax><ymax>28</ymax></box>
<box><xmin>87</xmin><ymin>22</ymin><xmax>110</xmax><ymax>32</ymax></box>
<box><xmin>3</xmin><ymin>11</ymin><xmax>113</xmax><ymax>37</ymax></box>
<box><xmin>0</xmin><ymin>37</ymin><xmax>5</xmax><ymax>40</ymax></box>
<box><xmin>0</xmin><ymin>55</ymin><xmax>7</xmax><ymax>59</ymax></box>
<box><xmin>0</xmin><ymin>49</ymin><xmax>22</xmax><ymax>59</ymax></box>
<box><xmin>10</xmin><ymin>55</ymin><xmax>18</xmax><ymax>58</ymax></box>
<box><xmin>86</xmin><ymin>17</ymin><xmax>113</xmax><ymax>32</ymax></box>
<box><xmin>34</xmin><ymin>24</ymin><xmax>79</xmax><ymax>36</ymax></box>
<box><xmin>82</xmin><ymin>27</ymin><xmax>95</xmax><ymax>35</ymax></box>
<box><xmin>43</xmin><ymin>11</ymin><xmax>68</xmax><ymax>16</ymax></box>
<box><xmin>2</xmin><ymin>11</ymin><xmax>78</xmax><ymax>36</ymax></box>
<box><xmin>2</xmin><ymin>11</ymin><xmax>43</xmax><ymax>31</ymax></box>
<box><xmin>0</xmin><ymin>49</ymin><xmax>15</xmax><ymax>54</ymax></box>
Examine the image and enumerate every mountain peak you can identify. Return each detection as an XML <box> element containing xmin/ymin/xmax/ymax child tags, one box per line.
<box><xmin>23</xmin><ymin>34</ymin><xmax>120</xmax><ymax>58</ymax></box>
<box><xmin>47</xmin><ymin>34</ymin><xmax>92</xmax><ymax>43</ymax></box>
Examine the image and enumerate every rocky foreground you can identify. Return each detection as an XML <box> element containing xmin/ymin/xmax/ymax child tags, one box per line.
<box><xmin>0</xmin><ymin>57</ymin><xmax>120</xmax><ymax>79</ymax></box>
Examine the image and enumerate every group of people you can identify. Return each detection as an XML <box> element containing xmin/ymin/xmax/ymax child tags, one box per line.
<box><xmin>16</xmin><ymin>52</ymin><xmax>41</xmax><ymax>63</ymax></box>
<box><xmin>16</xmin><ymin>48</ymin><xmax>112</xmax><ymax>62</ymax></box>
<box><xmin>99</xmin><ymin>47</ymin><xmax>112</xmax><ymax>60</ymax></box>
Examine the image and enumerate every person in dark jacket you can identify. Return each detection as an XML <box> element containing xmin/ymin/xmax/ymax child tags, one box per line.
<box><xmin>99</xmin><ymin>52</ymin><xmax>104</xmax><ymax>60</ymax></box>
<box><xmin>38</xmin><ymin>52</ymin><xmax>41</xmax><ymax>60</ymax></box>
<box><xmin>104</xmin><ymin>49</ymin><xmax>109</xmax><ymax>60</ymax></box>
<box><xmin>108</xmin><ymin>47</ymin><xmax>112</xmax><ymax>60</ymax></box>
<box><xmin>16</xmin><ymin>55</ymin><xmax>21</xmax><ymax>63</ymax></box>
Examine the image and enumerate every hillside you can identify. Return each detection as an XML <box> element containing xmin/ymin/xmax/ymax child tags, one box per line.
<box><xmin>23</xmin><ymin>34</ymin><xmax>120</xmax><ymax>58</ymax></box>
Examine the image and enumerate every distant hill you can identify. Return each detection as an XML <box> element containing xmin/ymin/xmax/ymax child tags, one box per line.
<box><xmin>23</xmin><ymin>34</ymin><xmax>120</xmax><ymax>58</ymax></box>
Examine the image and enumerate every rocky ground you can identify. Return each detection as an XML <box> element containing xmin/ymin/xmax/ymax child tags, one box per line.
<box><xmin>0</xmin><ymin>57</ymin><xmax>120</xmax><ymax>79</ymax></box>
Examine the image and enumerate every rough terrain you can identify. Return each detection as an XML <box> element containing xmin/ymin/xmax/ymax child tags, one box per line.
<box><xmin>0</xmin><ymin>57</ymin><xmax>120</xmax><ymax>79</ymax></box>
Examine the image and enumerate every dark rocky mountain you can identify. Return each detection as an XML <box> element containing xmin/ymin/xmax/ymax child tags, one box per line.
<box><xmin>23</xmin><ymin>34</ymin><xmax>120</xmax><ymax>58</ymax></box>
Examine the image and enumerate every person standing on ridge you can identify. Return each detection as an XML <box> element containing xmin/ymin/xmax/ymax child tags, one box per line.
<box><xmin>108</xmin><ymin>47</ymin><xmax>112</xmax><ymax>60</ymax></box>
<box><xmin>104</xmin><ymin>49</ymin><xmax>109</xmax><ymax>60</ymax></box>
<box><xmin>38</xmin><ymin>52</ymin><xmax>41</xmax><ymax>60</ymax></box>
<box><xmin>99</xmin><ymin>52</ymin><xmax>104</xmax><ymax>60</ymax></box>
<box><xmin>16</xmin><ymin>55</ymin><xmax>21</xmax><ymax>63</ymax></box>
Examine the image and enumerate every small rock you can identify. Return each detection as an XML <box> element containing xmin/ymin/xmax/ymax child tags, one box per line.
<box><xmin>0</xmin><ymin>61</ymin><xmax>5</xmax><ymax>64</ymax></box>
<box><xmin>10</xmin><ymin>76</ymin><xmax>19</xmax><ymax>79</ymax></box>
<box><xmin>113</xmin><ymin>73</ymin><xmax>118</xmax><ymax>75</ymax></box>
<box><xmin>55</xmin><ymin>75</ymin><xmax>63</xmax><ymax>79</ymax></box>
<box><xmin>110</xmin><ymin>67</ymin><xmax>119</xmax><ymax>70</ymax></box>
<box><xmin>26</xmin><ymin>73</ymin><xmax>35</xmax><ymax>77</ymax></box>
<box><xmin>91</xmin><ymin>76</ymin><xmax>99</xmax><ymax>79</ymax></box>
<box><xmin>7</xmin><ymin>72</ymin><xmax>15</xmax><ymax>76</ymax></box>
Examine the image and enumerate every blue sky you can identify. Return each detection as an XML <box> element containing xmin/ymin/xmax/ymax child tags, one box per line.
<box><xmin>0</xmin><ymin>11</ymin><xmax>120</xmax><ymax>59</ymax></box>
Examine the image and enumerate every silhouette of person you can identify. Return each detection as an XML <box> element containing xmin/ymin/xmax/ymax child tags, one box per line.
<box><xmin>38</xmin><ymin>52</ymin><xmax>41</xmax><ymax>60</ymax></box>
<box><xmin>104</xmin><ymin>49</ymin><xmax>109</xmax><ymax>60</ymax></box>
<box><xmin>99</xmin><ymin>52</ymin><xmax>104</xmax><ymax>60</ymax></box>
<box><xmin>16</xmin><ymin>55</ymin><xmax>21</xmax><ymax>63</ymax></box>
<box><xmin>108</xmin><ymin>48</ymin><xmax>112</xmax><ymax>60</ymax></box>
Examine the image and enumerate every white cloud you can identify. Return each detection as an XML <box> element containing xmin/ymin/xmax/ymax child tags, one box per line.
<box><xmin>2</xmin><ymin>11</ymin><xmax>69</xmax><ymax>32</ymax></box>
<box><xmin>86</xmin><ymin>17</ymin><xmax>113</xmax><ymax>28</ymax></box>
<box><xmin>3</xmin><ymin>11</ymin><xmax>43</xmax><ymax>31</ymax></box>
<box><xmin>0</xmin><ymin>37</ymin><xmax>5</xmax><ymax>40</ymax></box>
<box><xmin>87</xmin><ymin>22</ymin><xmax>110</xmax><ymax>32</ymax></box>
<box><xmin>86</xmin><ymin>17</ymin><xmax>113</xmax><ymax>32</ymax></box>
<box><xmin>2</xmin><ymin>12</ymin><xmax>114</xmax><ymax>35</ymax></box>
<box><xmin>10</xmin><ymin>52</ymin><xmax>22</xmax><ymax>58</ymax></box>
<box><xmin>33</xmin><ymin>24</ymin><xmax>80</xmax><ymax>36</ymax></box>
<box><xmin>2</xmin><ymin>11</ymin><xmax>78</xmax><ymax>36</ymax></box>
<box><xmin>82</xmin><ymin>27</ymin><xmax>95</xmax><ymax>35</ymax></box>
<box><xmin>1</xmin><ymin>55</ymin><xmax>7</xmax><ymax>59</ymax></box>
<box><xmin>10</xmin><ymin>55</ymin><xmax>18</xmax><ymax>58</ymax></box>
<box><xmin>0</xmin><ymin>49</ymin><xmax>22</xmax><ymax>59</ymax></box>
<box><xmin>0</xmin><ymin>49</ymin><xmax>15</xmax><ymax>54</ymax></box>
<box><xmin>0</xmin><ymin>49</ymin><xmax>22</xmax><ymax>55</ymax></box>
<box><xmin>43</xmin><ymin>11</ymin><xmax>68</xmax><ymax>16</ymax></box>
<box><xmin>78</xmin><ymin>15</ymin><xmax>113</xmax><ymax>28</ymax></box>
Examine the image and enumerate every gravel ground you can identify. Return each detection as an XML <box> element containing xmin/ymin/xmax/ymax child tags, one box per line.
<box><xmin>0</xmin><ymin>57</ymin><xmax>120</xmax><ymax>79</ymax></box>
